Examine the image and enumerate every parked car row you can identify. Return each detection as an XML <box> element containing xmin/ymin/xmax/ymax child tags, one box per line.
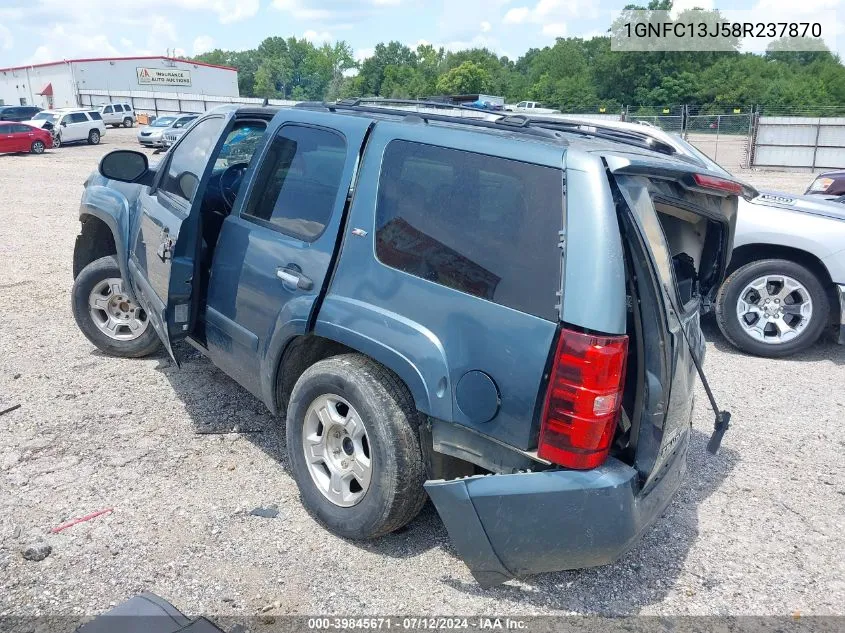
<box><xmin>0</xmin><ymin>102</ymin><xmax>140</xmax><ymax>155</ymax></box>
<box><xmin>136</xmin><ymin>113</ymin><xmax>199</xmax><ymax>150</ymax></box>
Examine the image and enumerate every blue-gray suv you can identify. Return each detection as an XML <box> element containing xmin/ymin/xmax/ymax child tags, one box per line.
<box><xmin>71</xmin><ymin>102</ymin><xmax>752</xmax><ymax>586</ymax></box>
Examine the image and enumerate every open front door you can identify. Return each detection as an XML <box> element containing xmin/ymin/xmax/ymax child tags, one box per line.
<box><xmin>127</xmin><ymin>114</ymin><xmax>229</xmax><ymax>363</ymax></box>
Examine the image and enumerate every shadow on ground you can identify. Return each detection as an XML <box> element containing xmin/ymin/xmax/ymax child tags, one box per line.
<box><xmin>156</xmin><ymin>342</ymin><xmax>739</xmax><ymax>614</ymax></box>
<box><xmin>700</xmin><ymin>313</ymin><xmax>845</xmax><ymax>365</ymax></box>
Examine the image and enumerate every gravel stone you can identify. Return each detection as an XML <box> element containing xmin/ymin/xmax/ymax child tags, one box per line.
<box><xmin>0</xmin><ymin>127</ymin><xmax>842</xmax><ymax>623</ymax></box>
<box><xmin>22</xmin><ymin>543</ymin><xmax>52</xmax><ymax>562</ymax></box>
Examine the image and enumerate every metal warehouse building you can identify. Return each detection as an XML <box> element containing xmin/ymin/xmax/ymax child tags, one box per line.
<box><xmin>0</xmin><ymin>56</ymin><xmax>239</xmax><ymax>110</ymax></box>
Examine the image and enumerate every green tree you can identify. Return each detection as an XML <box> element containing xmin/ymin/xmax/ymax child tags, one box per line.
<box><xmin>435</xmin><ymin>61</ymin><xmax>491</xmax><ymax>95</ymax></box>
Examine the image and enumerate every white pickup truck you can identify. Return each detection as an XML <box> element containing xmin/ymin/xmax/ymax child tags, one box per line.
<box><xmin>506</xmin><ymin>101</ymin><xmax>560</xmax><ymax>114</ymax></box>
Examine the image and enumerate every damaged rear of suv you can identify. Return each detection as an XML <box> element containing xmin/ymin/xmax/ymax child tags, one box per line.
<box><xmin>71</xmin><ymin>103</ymin><xmax>751</xmax><ymax>586</ymax></box>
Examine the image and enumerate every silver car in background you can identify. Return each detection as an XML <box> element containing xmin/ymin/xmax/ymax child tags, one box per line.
<box><xmin>521</xmin><ymin>115</ymin><xmax>845</xmax><ymax>358</ymax></box>
<box><xmin>136</xmin><ymin>114</ymin><xmax>198</xmax><ymax>149</ymax></box>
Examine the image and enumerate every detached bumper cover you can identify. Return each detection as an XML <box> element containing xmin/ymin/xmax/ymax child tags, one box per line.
<box><xmin>424</xmin><ymin>446</ymin><xmax>687</xmax><ymax>587</ymax></box>
<box><xmin>837</xmin><ymin>284</ymin><xmax>845</xmax><ymax>345</ymax></box>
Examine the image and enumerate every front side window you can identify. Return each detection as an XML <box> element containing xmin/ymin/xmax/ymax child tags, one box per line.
<box><xmin>375</xmin><ymin>140</ymin><xmax>564</xmax><ymax>321</ymax></box>
<box><xmin>159</xmin><ymin>116</ymin><xmax>227</xmax><ymax>204</ymax></box>
<box><xmin>242</xmin><ymin>125</ymin><xmax>346</xmax><ymax>241</ymax></box>
<box><xmin>214</xmin><ymin>122</ymin><xmax>266</xmax><ymax>169</ymax></box>
<box><xmin>68</xmin><ymin>113</ymin><xmax>88</xmax><ymax>123</ymax></box>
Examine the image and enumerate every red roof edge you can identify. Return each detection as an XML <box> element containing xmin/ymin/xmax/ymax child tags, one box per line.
<box><xmin>0</xmin><ymin>56</ymin><xmax>237</xmax><ymax>74</ymax></box>
<box><xmin>37</xmin><ymin>82</ymin><xmax>53</xmax><ymax>96</ymax></box>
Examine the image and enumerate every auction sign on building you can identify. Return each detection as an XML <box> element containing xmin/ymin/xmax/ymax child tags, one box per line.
<box><xmin>136</xmin><ymin>67</ymin><xmax>192</xmax><ymax>87</ymax></box>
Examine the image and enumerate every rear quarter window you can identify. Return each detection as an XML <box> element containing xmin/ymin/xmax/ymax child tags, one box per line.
<box><xmin>375</xmin><ymin>140</ymin><xmax>564</xmax><ymax>321</ymax></box>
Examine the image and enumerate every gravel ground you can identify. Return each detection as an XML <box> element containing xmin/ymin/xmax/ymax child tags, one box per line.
<box><xmin>1</xmin><ymin>128</ymin><xmax>844</xmax><ymax>625</ymax></box>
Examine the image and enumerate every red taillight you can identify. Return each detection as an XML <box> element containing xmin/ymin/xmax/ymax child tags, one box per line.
<box><xmin>692</xmin><ymin>173</ymin><xmax>743</xmax><ymax>195</ymax></box>
<box><xmin>538</xmin><ymin>327</ymin><xmax>629</xmax><ymax>470</ymax></box>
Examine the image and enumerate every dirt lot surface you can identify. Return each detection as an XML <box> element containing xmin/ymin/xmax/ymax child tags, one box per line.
<box><xmin>1</xmin><ymin>127</ymin><xmax>843</xmax><ymax>626</ymax></box>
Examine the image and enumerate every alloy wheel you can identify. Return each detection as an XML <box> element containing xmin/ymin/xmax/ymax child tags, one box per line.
<box><xmin>736</xmin><ymin>274</ymin><xmax>813</xmax><ymax>344</ymax></box>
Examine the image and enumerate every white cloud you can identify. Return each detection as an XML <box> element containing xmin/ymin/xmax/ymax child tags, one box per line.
<box><xmin>193</xmin><ymin>35</ymin><xmax>215</xmax><ymax>55</ymax></box>
<box><xmin>271</xmin><ymin>0</ymin><xmax>335</xmax><ymax>20</ymax></box>
<box><xmin>303</xmin><ymin>29</ymin><xmax>334</xmax><ymax>43</ymax></box>
<box><xmin>0</xmin><ymin>24</ymin><xmax>13</xmax><ymax>50</ymax></box>
<box><xmin>355</xmin><ymin>46</ymin><xmax>375</xmax><ymax>61</ymax></box>
<box><xmin>480</xmin><ymin>20</ymin><xmax>492</xmax><ymax>32</ymax></box>
<box><xmin>503</xmin><ymin>0</ymin><xmax>598</xmax><ymax>31</ymax></box>
<box><xmin>541</xmin><ymin>23</ymin><xmax>567</xmax><ymax>37</ymax></box>
<box><xmin>503</xmin><ymin>7</ymin><xmax>530</xmax><ymax>24</ymax></box>
<box><xmin>372</xmin><ymin>0</ymin><xmax>400</xmax><ymax>4</ymax></box>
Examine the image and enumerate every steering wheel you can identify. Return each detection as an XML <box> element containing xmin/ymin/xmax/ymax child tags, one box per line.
<box><xmin>219</xmin><ymin>162</ymin><xmax>250</xmax><ymax>211</ymax></box>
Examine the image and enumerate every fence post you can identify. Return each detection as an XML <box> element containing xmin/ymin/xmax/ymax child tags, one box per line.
<box><xmin>745</xmin><ymin>105</ymin><xmax>755</xmax><ymax>169</ymax></box>
<box><xmin>714</xmin><ymin>115</ymin><xmax>721</xmax><ymax>162</ymax></box>
<box><xmin>811</xmin><ymin>117</ymin><xmax>822</xmax><ymax>171</ymax></box>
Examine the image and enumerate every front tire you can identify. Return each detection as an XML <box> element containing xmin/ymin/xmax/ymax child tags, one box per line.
<box><xmin>71</xmin><ymin>255</ymin><xmax>161</xmax><ymax>358</ymax></box>
<box><xmin>30</xmin><ymin>140</ymin><xmax>45</xmax><ymax>154</ymax></box>
<box><xmin>715</xmin><ymin>259</ymin><xmax>829</xmax><ymax>357</ymax></box>
<box><xmin>88</xmin><ymin>129</ymin><xmax>101</xmax><ymax>145</ymax></box>
<box><xmin>285</xmin><ymin>354</ymin><xmax>427</xmax><ymax>540</ymax></box>
<box><xmin>52</xmin><ymin>134</ymin><xmax>61</xmax><ymax>148</ymax></box>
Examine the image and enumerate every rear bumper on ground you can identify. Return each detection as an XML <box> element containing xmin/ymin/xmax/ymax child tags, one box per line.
<box><xmin>424</xmin><ymin>440</ymin><xmax>687</xmax><ymax>587</ymax></box>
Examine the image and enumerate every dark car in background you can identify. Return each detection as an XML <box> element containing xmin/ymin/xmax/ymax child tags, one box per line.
<box><xmin>806</xmin><ymin>171</ymin><xmax>845</xmax><ymax>197</ymax></box>
<box><xmin>0</xmin><ymin>106</ymin><xmax>42</xmax><ymax>122</ymax></box>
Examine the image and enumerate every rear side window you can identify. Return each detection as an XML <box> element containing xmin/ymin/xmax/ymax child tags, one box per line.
<box><xmin>103</xmin><ymin>105</ymin><xmax>113</xmax><ymax>113</ymax></box>
<box><xmin>375</xmin><ymin>140</ymin><xmax>563</xmax><ymax>321</ymax></box>
<box><xmin>242</xmin><ymin>125</ymin><xmax>346</xmax><ymax>241</ymax></box>
<box><xmin>114</xmin><ymin>105</ymin><xmax>124</xmax><ymax>112</ymax></box>
<box><xmin>89</xmin><ymin>112</ymin><xmax>102</xmax><ymax>120</ymax></box>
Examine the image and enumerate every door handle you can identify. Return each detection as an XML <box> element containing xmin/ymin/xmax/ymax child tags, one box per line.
<box><xmin>276</xmin><ymin>266</ymin><xmax>313</xmax><ymax>291</ymax></box>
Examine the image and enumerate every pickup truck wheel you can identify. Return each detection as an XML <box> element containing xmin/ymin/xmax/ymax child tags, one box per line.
<box><xmin>285</xmin><ymin>354</ymin><xmax>426</xmax><ymax>539</ymax></box>
<box><xmin>716</xmin><ymin>259</ymin><xmax>829</xmax><ymax>358</ymax></box>
<box><xmin>71</xmin><ymin>255</ymin><xmax>161</xmax><ymax>358</ymax></box>
<box><xmin>87</xmin><ymin>129</ymin><xmax>101</xmax><ymax>145</ymax></box>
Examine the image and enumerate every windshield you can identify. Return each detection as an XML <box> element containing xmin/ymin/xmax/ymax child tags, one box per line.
<box><xmin>151</xmin><ymin>117</ymin><xmax>177</xmax><ymax>127</ymax></box>
<box><xmin>32</xmin><ymin>112</ymin><xmax>57</xmax><ymax>122</ymax></box>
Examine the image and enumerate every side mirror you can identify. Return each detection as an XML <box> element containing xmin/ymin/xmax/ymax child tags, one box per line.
<box><xmin>99</xmin><ymin>150</ymin><xmax>150</xmax><ymax>183</ymax></box>
<box><xmin>60</xmin><ymin>121</ymin><xmax>67</xmax><ymax>127</ymax></box>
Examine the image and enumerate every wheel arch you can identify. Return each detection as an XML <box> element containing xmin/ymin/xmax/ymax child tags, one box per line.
<box><xmin>268</xmin><ymin>327</ymin><xmax>443</xmax><ymax>422</ymax></box>
<box><xmin>74</xmin><ymin>192</ymin><xmax>132</xmax><ymax>297</ymax></box>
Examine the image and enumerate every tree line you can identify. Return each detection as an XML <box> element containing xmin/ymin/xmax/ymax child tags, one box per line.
<box><xmin>193</xmin><ymin>4</ymin><xmax>845</xmax><ymax>115</ymax></box>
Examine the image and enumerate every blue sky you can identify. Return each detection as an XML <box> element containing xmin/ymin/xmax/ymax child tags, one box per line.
<box><xmin>0</xmin><ymin>0</ymin><xmax>841</xmax><ymax>68</ymax></box>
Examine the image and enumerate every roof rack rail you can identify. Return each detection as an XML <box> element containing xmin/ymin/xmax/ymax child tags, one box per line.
<box><xmin>324</xmin><ymin>101</ymin><xmax>565</xmax><ymax>141</ymax></box>
<box><xmin>335</xmin><ymin>97</ymin><xmax>495</xmax><ymax>116</ymax></box>
<box><xmin>519</xmin><ymin>116</ymin><xmax>678</xmax><ymax>156</ymax></box>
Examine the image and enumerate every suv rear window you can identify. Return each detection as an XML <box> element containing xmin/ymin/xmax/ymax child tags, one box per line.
<box><xmin>375</xmin><ymin>140</ymin><xmax>563</xmax><ymax>321</ymax></box>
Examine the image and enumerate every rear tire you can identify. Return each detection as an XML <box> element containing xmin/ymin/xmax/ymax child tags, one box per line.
<box><xmin>30</xmin><ymin>140</ymin><xmax>45</xmax><ymax>154</ymax></box>
<box><xmin>123</xmin><ymin>118</ymin><xmax>134</xmax><ymax>128</ymax></box>
<box><xmin>88</xmin><ymin>129</ymin><xmax>101</xmax><ymax>145</ymax></box>
<box><xmin>71</xmin><ymin>255</ymin><xmax>161</xmax><ymax>358</ymax></box>
<box><xmin>715</xmin><ymin>258</ymin><xmax>829</xmax><ymax>358</ymax></box>
<box><xmin>285</xmin><ymin>354</ymin><xmax>427</xmax><ymax>540</ymax></box>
